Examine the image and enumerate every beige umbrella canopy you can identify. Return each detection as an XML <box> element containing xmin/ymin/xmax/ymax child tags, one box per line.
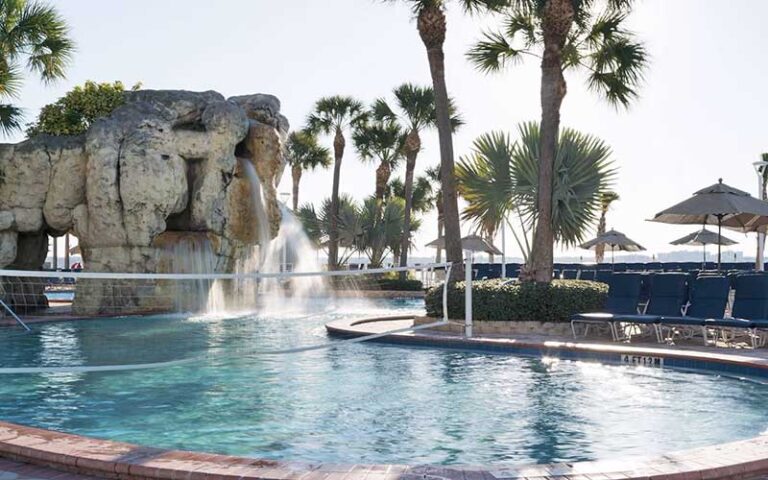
<box><xmin>669</xmin><ymin>228</ymin><xmax>737</xmax><ymax>264</ymax></box>
<box><xmin>425</xmin><ymin>234</ymin><xmax>502</xmax><ymax>255</ymax></box>
<box><xmin>579</xmin><ymin>229</ymin><xmax>646</xmax><ymax>264</ymax></box>
<box><xmin>650</xmin><ymin>179</ymin><xmax>768</xmax><ymax>268</ymax></box>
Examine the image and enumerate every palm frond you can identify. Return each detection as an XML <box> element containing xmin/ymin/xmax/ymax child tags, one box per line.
<box><xmin>286</xmin><ymin>130</ymin><xmax>332</xmax><ymax>170</ymax></box>
<box><xmin>467</xmin><ymin>29</ymin><xmax>528</xmax><ymax>74</ymax></box>
<box><xmin>307</xmin><ymin>95</ymin><xmax>366</xmax><ymax>134</ymax></box>
<box><xmin>510</xmin><ymin>121</ymin><xmax>616</xmax><ymax>246</ymax></box>
<box><xmin>0</xmin><ymin>103</ymin><xmax>23</xmax><ymax>135</ymax></box>
<box><xmin>455</xmin><ymin>131</ymin><xmax>516</xmax><ymax>238</ymax></box>
<box><xmin>13</xmin><ymin>1</ymin><xmax>74</xmax><ymax>82</ymax></box>
<box><xmin>353</xmin><ymin>117</ymin><xmax>404</xmax><ymax>167</ymax></box>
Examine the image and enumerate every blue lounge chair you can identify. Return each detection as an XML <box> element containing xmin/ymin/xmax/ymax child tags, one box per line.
<box><xmin>707</xmin><ymin>274</ymin><xmax>768</xmax><ymax>348</ymax></box>
<box><xmin>595</xmin><ymin>270</ymin><xmax>613</xmax><ymax>284</ymax></box>
<box><xmin>610</xmin><ymin>273</ymin><xmax>689</xmax><ymax>342</ymax></box>
<box><xmin>562</xmin><ymin>269</ymin><xmax>578</xmax><ymax>280</ymax></box>
<box><xmin>579</xmin><ymin>269</ymin><xmax>596</xmax><ymax>281</ymax></box>
<box><xmin>570</xmin><ymin>273</ymin><xmax>643</xmax><ymax>340</ymax></box>
<box><xmin>657</xmin><ymin>276</ymin><xmax>730</xmax><ymax>345</ymax></box>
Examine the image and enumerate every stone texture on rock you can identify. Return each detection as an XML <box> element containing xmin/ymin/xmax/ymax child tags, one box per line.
<box><xmin>42</xmin><ymin>135</ymin><xmax>87</xmax><ymax>233</ymax></box>
<box><xmin>0</xmin><ymin>89</ymin><xmax>289</xmax><ymax>315</ymax></box>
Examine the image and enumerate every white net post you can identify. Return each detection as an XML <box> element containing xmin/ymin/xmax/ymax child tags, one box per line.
<box><xmin>464</xmin><ymin>251</ymin><xmax>473</xmax><ymax>338</ymax></box>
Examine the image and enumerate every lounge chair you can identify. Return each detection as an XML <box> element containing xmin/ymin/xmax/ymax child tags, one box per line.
<box><xmin>579</xmin><ymin>270</ymin><xmax>596</xmax><ymax>281</ymax></box>
<box><xmin>657</xmin><ymin>275</ymin><xmax>730</xmax><ymax>345</ymax></box>
<box><xmin>611</xmin><ymin>273</ymin><xmax>689</xmax><ymax>343</ymax></box>
<box><xmin>707</xmin><ymin>274</ymin><xmax>768</xmax><ymax>348</ymax></box>
<box><xmin>562</xmin><ymin>269</ymin><xmax>578</xmax><ymax>280</ymax></box>
<box><xmin>570</xmin><ymin>273</ymin><xmax>643</xmax><ymax>340</ymax></box>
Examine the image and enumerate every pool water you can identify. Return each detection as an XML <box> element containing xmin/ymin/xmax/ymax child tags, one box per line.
<box><xmin>0</xmin><ymin>298</ymin><xmax>767</xmax><ymax>466</ymax></box>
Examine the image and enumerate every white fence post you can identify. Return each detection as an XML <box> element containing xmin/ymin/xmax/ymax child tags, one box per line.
<box><xmin>465</xmin><ymin>251</ymin><xmax>473</xmax><ymax>338</ymax></box>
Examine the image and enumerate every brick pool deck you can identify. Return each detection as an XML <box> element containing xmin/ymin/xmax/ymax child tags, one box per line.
<box><xmin>1</xmin><ymin>315</ymin><xmax>767</xmax><ymax>480</ymax></box>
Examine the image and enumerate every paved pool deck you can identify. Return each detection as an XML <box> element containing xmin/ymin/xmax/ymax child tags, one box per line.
<box><xmin>1</xmin><ymin>315</ymin><xmax>768</xmax><ymax>480</ymax></box>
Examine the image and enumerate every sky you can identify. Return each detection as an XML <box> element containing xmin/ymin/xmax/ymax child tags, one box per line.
<box><xmin>19</xmin><ymin>0</ymin><xmax>768</xmax><ymax>263</ymax></box>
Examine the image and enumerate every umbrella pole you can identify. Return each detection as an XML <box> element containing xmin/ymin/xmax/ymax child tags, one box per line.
<box><xmin>717</xmin><ymin>217</ymin><xmax>722</xmax><ymax>271</ymax></box>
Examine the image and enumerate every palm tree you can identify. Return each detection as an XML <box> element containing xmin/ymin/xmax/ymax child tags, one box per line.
<box><xmin>594</xmin><ymin>191</ymin><xmax>619</xmax><ymax>263</ymax></box>
<box><xmin>0</xmin><ymin>0</ymin><xmax>74</xmax><ymax>134</ymax></box>
<box><xmin>372</xmin><ymin>83</ymin><xmax>462</xmax><ymax>276</ymax></box>
<box><xmin>390</xmin><ymin>0</ymin><xmax>506</xmax><ymax>280</ymax></box>
<box><xmin>285</xmin><ymin>130</ymin><xmax>331</xmax><ymax>211</ymax></box>
<box><xmin>297</xmin><ymin>194</ymin><xmax>363</xmax><ymax>265</ymax></box>
<box><xmin>468</xmin><ymin>0</ymin><xmax>646</xmax><ymax>282</ymax></box>
<box><xmin>455</xmin><ymin>122</ymin><xmax>616</xmax><ymax>262</ymax></box>
<box><xmin>358</xmin><ymin>195</ymin><xmax>421</xmax><ymax>267</ymax></box>
<box><xmin>352</xmin><ymin>117</ymin><xmax>404</xmax><ymax>224</ymax></box>
<box><xmin>424</xmin><ymin>164</ymin><xmax>444</xmax><ymax>262</ymax></box>
<box><xmin>307</xmin><ymin>96</ymin><xmax>366</xmax><ymax>269</ymax></box>
<box><xmin>387</xmin><ymin>175</ymin><xmax>435</xmax><ymax>215</ymax></box>
<box><xmin>455</xmin><ymin>131</ymin><xmax>514</xmax><ymax>243</ymax></box>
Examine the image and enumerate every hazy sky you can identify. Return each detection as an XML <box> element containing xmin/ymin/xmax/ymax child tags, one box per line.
<box><xmin>19</xmin><ymin>1</ymin><xmax>768</xmax><ymax>261</ymax></box>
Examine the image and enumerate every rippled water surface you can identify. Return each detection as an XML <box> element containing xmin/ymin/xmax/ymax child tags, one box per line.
<box><xmin>1</xmin><ymin>298</ymin><xmax>767</xmax><ymax>466</ymax></box>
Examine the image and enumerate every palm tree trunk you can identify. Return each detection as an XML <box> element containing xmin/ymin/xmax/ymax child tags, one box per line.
<box><xmin>418</xmin><ymin>4</ymin><xmax>463</xmax><ymax>282</ymax></box>
<box><xmin>374</xmin><ymin>161</ymin><xmax>390</xmax><ymax>220</ymax></box>
<box><xmin>435</xmin><ymin>193</ymin><xmax>444</xmax><ymax>263</ymax></box>
<box><xmin>523</xmin><ymin>0</ymin><xmax>573</xmax><ymax>284</ymax></box>
<box><xmin>595</xmin><ymin>210</ymin><xmax>607</xmax><ymax>263</ymax></box>
<box><xmin>291</xmin><ymin>165</ymin><xmax>302</xmax><ymax>211</ymax></box>
<box><xmin>328</xmin><ymin>127</ymin><xmax>345</xmax><ymax>270</ymax></box>
<box><xmin>398</xmin><ymin>130</ymin><xmax>420</xmax><ymax>280</ymax></box>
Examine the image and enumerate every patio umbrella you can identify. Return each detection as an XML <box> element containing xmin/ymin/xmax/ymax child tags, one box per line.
<box><xmin>650</xmin><ymin>179</ymin><xmax>768</xmax><ymax>269</ymax></box>
<box><xmin>579</xmin><ymin>229</ymin><xmax>646</xmax><ymax>264</ymax></box>
<box><xmin>425</xmin><ymin>234</ymin><xmax>502</xmax><ymax>255</ymax></box>
<box><xmin>669</xmin><ymin>228</ymin><xmax>737</xmax><ymax>265</ymax></box>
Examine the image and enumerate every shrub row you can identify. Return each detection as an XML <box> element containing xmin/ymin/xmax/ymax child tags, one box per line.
<box><xmin>425</xmin><ymin>279</ymin><xmax>608</xmax><ymax>323</ymax></box>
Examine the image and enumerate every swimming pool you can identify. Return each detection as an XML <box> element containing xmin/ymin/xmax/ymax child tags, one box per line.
<box><xmin>0</xmin><ymin>298</ymin><xmax>766</xmax><ymax>467</ymax></box>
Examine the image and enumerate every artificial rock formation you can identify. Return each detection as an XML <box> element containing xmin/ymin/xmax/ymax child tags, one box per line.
<box><xmin>0</xmin><ymin>90</ymin><xmax>289</xmax><ymax>314</ymax></box>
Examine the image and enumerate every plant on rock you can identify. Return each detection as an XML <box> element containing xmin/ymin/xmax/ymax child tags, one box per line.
<box><xmin>27</xmin><ymin>80</ymin><xmax>141</xmax><ymax>136</ymax></box>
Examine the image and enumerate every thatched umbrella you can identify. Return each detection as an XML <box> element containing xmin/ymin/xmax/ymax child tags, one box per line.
<box><xmin>579</xmin><ymin>229</ymin><xmax>645</xmax><ymax>264</ymax></box>
<box><xmin>669</xmin><ymin>228</ymin><xmax>737</xmax><ymax>265</ymax></box>
<box><xmin>651</xmin><ymin>179</ymin><xmax>768</xmax><ymax>269</ymax></box>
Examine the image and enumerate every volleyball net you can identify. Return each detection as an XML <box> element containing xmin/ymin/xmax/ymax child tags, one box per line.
<box><xmin>0</xmin><ymin>263</ymin><xmax>453</xmax><ymax>371</ymax></box>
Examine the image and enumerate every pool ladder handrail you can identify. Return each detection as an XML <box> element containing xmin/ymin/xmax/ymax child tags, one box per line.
<box><xmin>0</xmin><ymin>298</ymin><xmax>30</xmax><ymax>332</ymax></box>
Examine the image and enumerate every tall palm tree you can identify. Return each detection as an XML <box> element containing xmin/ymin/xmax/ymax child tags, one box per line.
<box><xmin>307</xmin><ymin>96</ymin><xmax>366</xmax><ymax>269</ymax></box>
<box><xmin>352</xmin><ymin>117</ymin><xmax>404</xmax><ymax>223</ymax></box>
<box><xmin>0</xmin><ymin>0</ymin><xmax>74</xmax><ymax>134</ymax></box>
<box><xmin>594</xmin><ymin>191</ymin><xmax>619</xmax><ymax>263</ymax></box>
<box><xmin>285</xmin><ymin>130</ymin><xmax>331</xmax><ymax>211</ymax></box>
<box><xmin>372</xmin><ymin>83</ymin><xmax>462</xmax><ymax>276</ymax></box>
<box><xmin>468</xmin><ymin>0</ymin><xmax>646</xmax><ymax>282</ymax></box>
<box><xmin>456</xmin><ymin>123</ymin><xmax>616</xmax><ymax>262</ymax></box>
<box><xmin>390</xmin><ymin>0</ymin><xmax>507</xmax><ymax>280</ymax></box>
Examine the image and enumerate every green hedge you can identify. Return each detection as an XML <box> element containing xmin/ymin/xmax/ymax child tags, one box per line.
<box><xmin>425</xmin><ymin>279</ymin><xmax>608</xmax><ymax>322</ymax></box>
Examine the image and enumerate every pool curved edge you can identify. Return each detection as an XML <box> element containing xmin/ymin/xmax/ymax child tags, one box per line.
<box><xmin>1</xmin><ymin>316</ymin><xmax>767</xmax><ymax>480</ymax></box>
